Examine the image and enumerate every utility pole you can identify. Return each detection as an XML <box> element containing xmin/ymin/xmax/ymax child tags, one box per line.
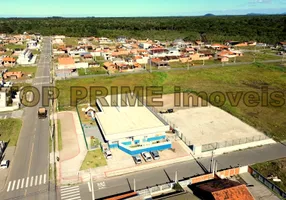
<box><xmin>90</xmin><ymin>169</ymin><xmax>94</xmax><ymax>200</ymax></box>
<box><xmin>149</xmin><ymin>57</ymin><xmax>152</xmax><ymax>73</ymax></box>
<box><xmin>210</xmin><ymin>151</ymin><xmax>214</xmax><ymax>172</ymax></box>
<box><xmin>175</xmin><ymin>171</ymin><xmax>178</xmax><ymax>183</ymax></box>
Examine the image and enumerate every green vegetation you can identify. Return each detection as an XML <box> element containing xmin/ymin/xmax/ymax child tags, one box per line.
<box><xmin>4</xmin><ymin>44</ymin><xmax>26</xmax><ymax>50</ymax></box>
<box><xmin>63</xmin><ymin>37</ymin><xmax>79</xmax><ymax>46</ymax></box>
<box><xmin>0</xmin><ymin>15</ymin><xmax>285</xmax><ymax>43</ymax></box>
<box><xmin>9</xmin><ymin>66</ymin><xmax>37</xmax><ymax>77</ymax></box>
<box><xmin>57</xmin><ymin>62</ymin><xmax>286</xmax><ymax>141</ymax></box>
<box><xmin>57</xmin><ymin>120</ymin><xmax>62</xmax><ymax>151</ymax></box>
<box><xmin>252</xmin><ymin>158</ymin><xmax>286</xmax><ymax>192</ymax></box>
<box><xmin>90</xmin><ymin>136</ymin><xmax>100</xmax><ymax>148</ymax></box>
<box><xmin>0</xmin><ymin>119</ymin><xmax>22</xmax><ymax>146</ymax></box>
<box><xmin>80</xmin><ymin>149</ymin><xmax>107</xmax><ymax>170</ymax></box>
<box><xmin>78</xmin><ymin>67</ymin><xmax>107</xmax><ymax>76</ymax></box>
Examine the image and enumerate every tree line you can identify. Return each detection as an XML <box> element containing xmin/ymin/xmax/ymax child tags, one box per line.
<box><xmin>0</xmin><ymin>15</ymin><xmax>285</xmax><ymax>43</ymax></box>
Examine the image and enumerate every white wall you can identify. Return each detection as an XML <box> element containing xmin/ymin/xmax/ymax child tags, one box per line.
<box><xmin>75</xmin><ymin>62</ymin><xmax>88</xmax><ymax>69</ymax></box>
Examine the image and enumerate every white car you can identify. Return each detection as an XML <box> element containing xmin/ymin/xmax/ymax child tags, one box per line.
<box><xmin>141</xmin><ymin>152</ymin><xmax>152</xmax><ymax>162</ymax></box>
<box><xmin>104</xmin><ymin>150</ymin><xmax>112</xmax><ymax>159</ymax></box>
<box><xmin>0</xmin><ymin>160</ymin><xmax>9</xmax><ymax>169</ymax></box>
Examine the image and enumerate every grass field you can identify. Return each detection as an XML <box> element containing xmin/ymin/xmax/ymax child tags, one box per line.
<box><xmin>56</xmin><ymin>62</ymin><xmax>286</xmax><ymax>141</ymax></box>
<box><xmin>252</xmin><ymin>158</ymin><xmax>286</xmax><ymax>192</ymax></box>
<box><xmin>0</xmin><ymin>119</ymin><xmax>22</xmax><ymax>147</ymax></box>
<box><xmin>80</xmin><ymin>149</ymin><xmax>107</xmax><ymax>170</ymax></box>
<box><xmin>78</xmin><ymin>67</ymin><xmax>107</xmax><ymax>76</ymax></box>
<box><xmin>63</xmin><ymin>37</ymin><xmax>79</xmax><ymax>46</ymax></box>
<box><xmin>57</xmin><ymin>120</ymin><xmax>62</xmax><ymax>151</ymax></box>
<box><xmin>9</xmin><ymin>66</ymin><xmax>37</xmax><ymax>78</ymax></box>
<box><xmin>4</xmin><ymin>44</ymin><xmax>26</xmax><ymax>50</ymax></box>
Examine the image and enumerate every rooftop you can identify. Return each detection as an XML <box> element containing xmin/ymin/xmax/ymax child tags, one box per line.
<box><xmin>96</xmin><ymin>94</ymin><xmax>169</xmax><ymax>141</ymax></box>
<box><xmin>58</xmin><ymin>57</ymin><xmax>75</xmax><ymax>65</ymax></box>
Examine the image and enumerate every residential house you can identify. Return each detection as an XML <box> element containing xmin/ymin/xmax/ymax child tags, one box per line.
<box><xmin>2</xmin><ymin>57</ymin><xmax>16</xmax><ymax>67</ymax></box>
<box><xmin>58</xmin><ymin>57</ymin><xmax>75</xmax><ymax>70</ymax></box>
<box><xmin>0</xmin><ymin>48</ymin><xmax>6</xmax><ymax>54</ymax></box>
<box><xmin>248</xmin><ymin>41</ymin><xmax>257</xmax><ymax>46</ymax></box>
<box><xmin>151</xmin><ymin>58</ymin><xmax>169</xmax><ymax>68</ymax></box>
<box><xmin>218</xmin><ymin>56</ymin><xmax>229</xmax><ymax>62</ymax></box>
<box><xmin>190</xmin><ymin>179</ymin><xmax>254</xmax><ymax>200</ymax></box>
<box><xmin>3</xmin><ymin>71</ymin><xmax>23</xmax><ymax>79</ymax></box>
<box><xmin>211</xmin><ymin>44</ymin><xmax>229</xmax><ymax>51</ymax></box>
<box><xmin>149</xmin><ymin>48</ymin><xmax>168</xmax><ymax>57</ymax></box>
<box><xmin>173</xmin><ymin>39</ymin><xmax>186</xmax><ymax>48</ymax></box>
<box><xmin>99</xmin><ymin>37</ymin><xmax>113</xmax><ymax>44</ymax></box>
<box><xmin>234</xmin><ymin>42</ymin><xmax>248</xmax><ymax>47</ymax></box>
<box><xmin>17</xmin><ymin>49</ymin><xmax>36</xmax><ymax>65</ymax></box>
<box><xmin>139</xmin><ymin>42</ymin><xmax>152</xmax><ymax>50</ymax></box>
<box><xmin>117</xmin><ymin>36</ymin><xmax>127</xmax><ymax>43</ymax></box>
<box><xmin>82</xmin><ymin>54</ymin><xmax>93</xmax><ymax>61</ymax></box>
<box><xmin>27</xmin><ymin>40</ymin><xmax>40</xmax><ymax>49</ymax></box>
<box><xmin>68</xmin><ymin>48</ymin><xmax>87</xmax><ymax>57</ymax></box>
<box><xmin>189</xmin><ymin>53</ymin><xmax>210</xmax><ymax>61</ymax></box>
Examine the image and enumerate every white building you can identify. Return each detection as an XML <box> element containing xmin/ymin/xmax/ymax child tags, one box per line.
<box><xmin>17</xmin><ymin>49</ymin><xmax>37</xmax><ymax>65</ymax></box>
<box><xmin>27</xmin><ymin>40</ymin><xmax>40</xmax><ymax>49</ymax></box>
<box><xmin>95</xmin><ymin>94</ymin><xmax>171</xmax><ymax>155</ymax></box>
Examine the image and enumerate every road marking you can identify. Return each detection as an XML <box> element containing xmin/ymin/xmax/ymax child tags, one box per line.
<box><xmin>61</xmin><ymin>186</ymin><xmax>80</xmax><ymax>192</ymax></box>
<box><xmin>7</xmin><ymin>181</ymin><xmax>11</xmax><ymax>192</ymax></box>
<box><xmin>43</xmin><ymin>174</ymin><xmax>46</xmax><ymax>184</ymax></box>
<box><xmin>21</xmin><ymin>178</ymin><xmax>25</xmax><ymax>188</ymax></box>
<box><xmin>30</xmin><ymin>176</ymin><xmax>34</xmax><ymax>187</ymax></box>
<box><xmin>35</xmin><ymin>176</ymin><xmax>38</xmax><ymax>186</ymax></box>
<box><xmin>61</xmin><ymin>190</ymin><xmax>80</xmax><ymax>196</ymax></box>
<box><xmin>39</xmin><ymin>175</ymin><xmax>42</xmax><ymax>185</ymax></box>
<box><xmin>16</xmin><ymin>179</ymin><xmax>20</xmax><ymax>190</ymax></box>
<box><xmin>88</xmin><ymin>182</ymin><xmax>91</xmax><ymax>192</ymax></box>
<box><xmin>11</xmin><ymin>180</ymin><xmax>16</xmax><ymax>191</ymax></box>
<box><xmin>4</xmin><ymin>115</ymin><xmax>7</xmax><ymax>119</ymax></box>
<box><xmin>97</xmin><ymin>181</ymin><xmax>106</xmax><ymax>189</ymax></box>
<box><xmin>26</xmin><ymin>177</ymin><xmax>29</xmax><ymax>188</ymax></box>
<box><xmin>0</xmin><ymin>116</ymin><xmax>2</xmax><ymax>119</ymax></box>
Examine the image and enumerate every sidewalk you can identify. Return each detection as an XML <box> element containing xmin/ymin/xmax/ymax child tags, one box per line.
<box><xmin>57</xmin><ymin>111</ymin><xmax>87</xmax><ymax>185</ymax></box>
<box><xmin>239</xmin><ymin>173</ymin><xmax>280</xmax><ymax>200</ymax></box>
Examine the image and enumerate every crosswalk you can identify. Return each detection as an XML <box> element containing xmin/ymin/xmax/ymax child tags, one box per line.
<box><xmin>7</xmin><ymin>174</ymin><xmax>47</xmax><ymax>192</ymax></box>
<box><xmin>60</xmin><ymin>185</ymin><xmax>81</xmax><ymax>200</ymax></box>
<box><xmin>33</xmin><ymin>82</ymin><xmax>50</xmax><ymax>86</ymax></box>
<box><xmin>0</xmin><ymin>115</ymin><xmax>8</xmax><ymax>119</ymax></box>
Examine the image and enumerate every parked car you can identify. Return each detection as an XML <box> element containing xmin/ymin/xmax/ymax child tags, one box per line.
<box><xmin>141</xmin><ymin>152</ymin><xmax>152</xmax><ymax>162</ymax></box>
<box><xmin>159</xmin><ymin>109</ymin><xmax>174</xmax><ymax>114</ymax></box>
<box><xmin>0</xmin><ymin>160</ymin><xmax>9</xmax><ymax>169</ymax></box>
<box><xmin>132</xmin><ymin>155</ymin><xmax>142</xmax><ymax>164</ymax></box>
<box><xmin>104</xmin><ymin>150</ymin><xmax>112</xmax><ymax>159</ymax></box>
<box><xmin>150</xmin><ymin>151</ymin><xmax>160</xmax><ymax>160</ymax></box>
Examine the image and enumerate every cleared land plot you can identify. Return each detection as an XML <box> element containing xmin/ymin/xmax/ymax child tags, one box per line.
<box><xmin>8</xmin><ymin>66</ymin><xmax>37</xmax><ymax>78</ymax></box>
<box><xmin>78</xmin><ymin>67</ymin><xmax>107</xmax><ymax>76</ymax></box>
<box><xmin>56</xmin><ymin>62</ymin><xmax>286</xmax><ymax>141</ymax></box>
<box><xmin>0</xmin><ymin>119</ymin><xmax>22</xmax><ymax>146</ymax></box>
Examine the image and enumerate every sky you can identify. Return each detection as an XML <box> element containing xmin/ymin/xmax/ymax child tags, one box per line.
<box><xmin>1</xmin><ymin>0</ymin><xmax>286</xmax><ymax>17</ymax></box>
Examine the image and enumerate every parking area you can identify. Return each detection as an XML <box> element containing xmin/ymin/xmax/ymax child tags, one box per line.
<box><xmin>105</xmin><ymin>140</ymin><xmax>189</xmax><ymax>169</ymax></box>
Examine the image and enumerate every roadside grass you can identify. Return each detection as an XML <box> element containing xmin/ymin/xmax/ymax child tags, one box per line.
<box><xmin>78</xmin><ymin>67</ymin><xmax>107</xmax><ymax>76</ymax></box>
<box><xmin>252</xmin><ymin>158</ymin><xmax>286</xmax><ymax>192</ymax></box>
<box><xmin>80</xmin><ymin>149</ymin><xmax>107</xmax><ymax>170</ymax></box>
<box><xmin>56</xmin><ymin>62</ymin><xmax>286</xmax><ymax>141</ymax></box>
<box><xmin>0</xmin><ymin>119</ymin><xmax>22</xmax><ymax>147</ymax></box>
<box><xmin>57</xmin><ymin>120</ymin><xmax>63</xmax><ymax>151</ymax></box>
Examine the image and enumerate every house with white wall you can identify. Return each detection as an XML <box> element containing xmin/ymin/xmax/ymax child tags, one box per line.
<box><xmin>17</xmin><ymin>49</ymin><xmax>37</xmax><ymax>65</ymax></box>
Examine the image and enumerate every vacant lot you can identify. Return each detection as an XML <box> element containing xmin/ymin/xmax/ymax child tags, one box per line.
<box><xmin>0</xmin><ymin>119</ymin><xmax>22</xmax><ymax>146</ymax></box>
<box><xmin>78</xmin><ymin>67</ymin><xmax>106</xmax><ymax>76</ymax></box>
<box><xmin>56</xmin><ymin>62</ymin><xmax>286</xmax><ymax>141</ymax></box>
<box><xmin>80</xmin><ymin>149</ymin><xmax>107</xmax><ymax>170</ymax></box>
<box><xmin>9</xmin><ymin>66</ymin><xmax>37</xmax><ymax>78</ymax></box>
<box><xmin>252</xmin><ymin>158</ymin><xmax>286</xmax><ymax>192</ymax></box>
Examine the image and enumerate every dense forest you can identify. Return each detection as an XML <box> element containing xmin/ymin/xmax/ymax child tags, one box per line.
<box><xmin>0</xmin><ymin>15</ymin><xmax>285</xmax><ymax>43</ymax></box>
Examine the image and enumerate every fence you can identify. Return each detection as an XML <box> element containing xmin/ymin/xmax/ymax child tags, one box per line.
<box><xmin>201</xmin><ymin>135</ymin><xmax>269</xmax><ymax>152</ymax></box>
<box><xmin>75</xmin><ymin>103</ymin><xmax>89</xmax><ymax>150</ymax></box>
<box><xmin>249</xmin><ymin>166</ymin><xmax>286</xmax><ymax>199</ymax></box>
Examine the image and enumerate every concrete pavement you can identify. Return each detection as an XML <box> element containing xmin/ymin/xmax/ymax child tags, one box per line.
<box><xmin>76</xmin><ymin>142</ymin><xmax>286</xmax><ymax>199</ymax></box>
<box><xmin>0</xmin><ymin>37</ymin><xmax>53</xmax><ymax>200</ymax></box>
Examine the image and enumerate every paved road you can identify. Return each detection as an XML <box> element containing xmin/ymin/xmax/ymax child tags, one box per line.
<box><xmin>71</xmin><ymin>142</ymin><xmax>286</xmax><ymax>200</ymax></box>
<box><xmin>0</xmin><ymin>38</ymin><xmax>52</xmax><ymax>200</ymax></box>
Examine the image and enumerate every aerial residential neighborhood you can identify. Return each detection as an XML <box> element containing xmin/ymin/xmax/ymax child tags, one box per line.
<box><xmin>0</xmin><ymin>1</ymin><xmax>285</xmax><ymax>200</ymax></box>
